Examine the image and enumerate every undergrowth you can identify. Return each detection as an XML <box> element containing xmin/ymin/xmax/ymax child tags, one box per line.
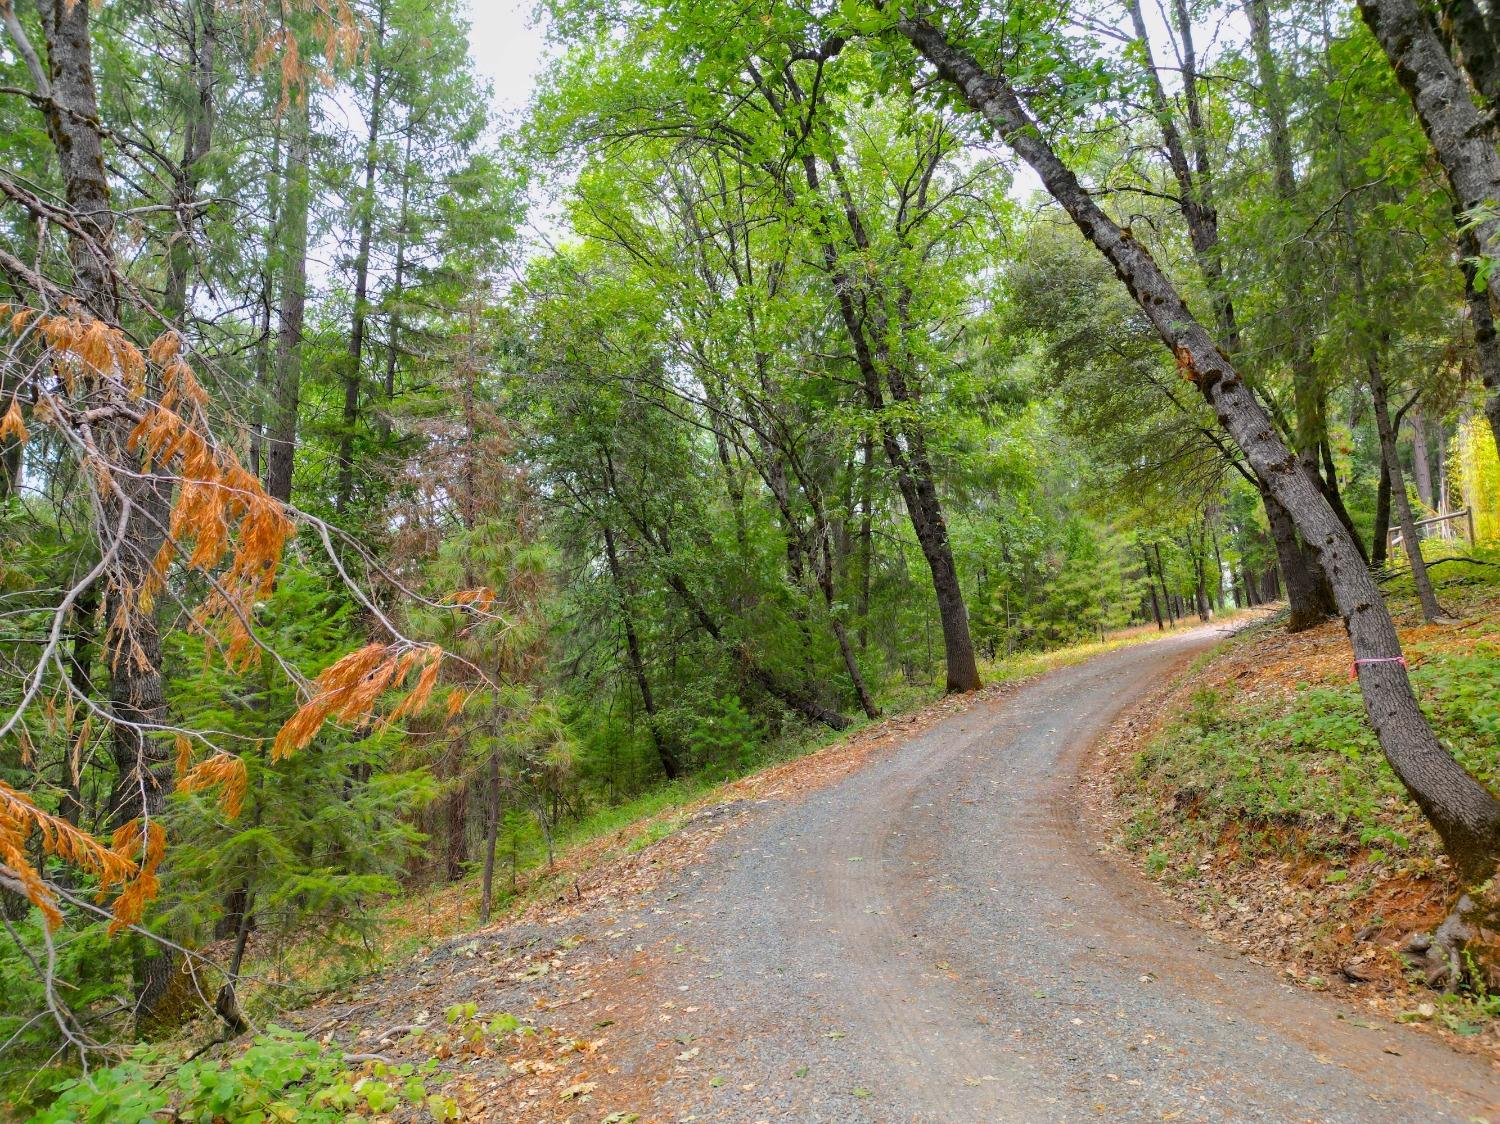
<box><xmin>1116</xmin><ymin>544</ymin><xmax>1500</xmax><ymax>1031</ymax></box>
<box><xmin>24</xmin><ymin>613</ymin><xmax>1234</xmax><ymax>1120</ymax></box>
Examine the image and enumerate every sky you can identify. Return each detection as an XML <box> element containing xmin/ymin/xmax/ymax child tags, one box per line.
<box><xmin>465</xmin><ymin>1</ymin><xmax>550</xmax><ymax>122</ymax></box>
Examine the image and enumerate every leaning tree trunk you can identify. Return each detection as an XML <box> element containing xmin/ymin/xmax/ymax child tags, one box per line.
<box><xmin>897</xmin><ymin>14</ymin><xmax>1500</xmax><ymax>885</ymax></box>
<box><xmin>1359</xmin><ymin>0</ymin><xmax>1500</xmax><ymax>460</ymax></box>
<box><xmin>1127</xmin><ymin>0</ymin><xmax>1342</xmax><ymax>618</ymax></box>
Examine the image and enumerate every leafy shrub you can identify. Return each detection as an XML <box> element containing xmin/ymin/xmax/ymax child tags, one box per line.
<box><xmin>31</xmin><ymin>1027</ymin><xmax>455</xmax><ymax>1123</ymax></box>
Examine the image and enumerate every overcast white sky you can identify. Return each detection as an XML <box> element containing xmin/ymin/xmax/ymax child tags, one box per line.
<box><xmin>465</xmin><ymin>1</ymin><xmax>550</xmax><ymax>122</ymax></box>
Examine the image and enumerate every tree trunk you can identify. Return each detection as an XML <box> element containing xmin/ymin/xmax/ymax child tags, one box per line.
<box><xmin>336</xmin><ymin>0</ymin><xmax>386</xmax><ymax>513</ymax></box>
<box><xmin>1367</xmin><ymin>357</ymin><xmax>1447</xmax><ymax>621</ymax></box>
<box><xmin>1152</xmin><ymin>542</ymin><xmax>1176</xmax><ymax>626</ymax></box>
<box><xmin>602</xmin><ymin>522</ymin><xmax>681</xmax><ymax>779</ymax></box>
<box><xmin>445</xmin><ymin>772</ymin><xmax>468</xmax><ymax>881</ymax></box>
<box><xmin>1131</xmin><ymin>0</ymin><xmax>1351</xmax><ymax>600</ymax></box>
<box><xmin>1459</xmin><ymin>231</ymin><xmax>1500</xmax><ymax>461</ymax></box>
<box><xmin>479</xmin><ymin>746</ymin><xmax>500</xmax><ymax>924</ymax></box>
<box><xmin>771</xmin><ymin>114</ymin><xmax>980</xmax><ymax>693</ymax></box>
<box><xmin>36</xmin><ymin>0</ymin><xmax>180</xmax><ymax>1030</ymax></box>
<box><xmin>899</xmin><ymin>13</ymin><xmax>1500</xmax><ymax>883</ymax></box>
<box><xmin>1142</xmin><ymin>545</ymin><xmax>1164</xmax><ymax>629</ymax></box>
<box><xmin>1262</xmin><ymin>485</ymin><xmax>1336</xmax><ymax>628</ymax></box>
<box><xmin>1438</xmin><ymin>424</ymin><xmax>1452</xmax><ymax>523</ymax></box>
<box><xmin>1372</xmin><ymin>452</ymin><xmax>1392</xmax><ymax>567</ymax></box>
<box><xmin>856</xmin><ymin>432</ymin><xmax>874</xmax><ymax>650</ymax></box>
<box><xmin>1360</xmin><ymin>0</ymin><xmax>1500</xmax><ymax>463</ymax></box>
<box><xmin>1437</xmin><ymin>0</ymin><xmax>1500</xmax><ymax>111</ymax></box>
<box><xmin>264</xmin><ymin>93</ymin><xmax>310</xmax><ymax>504</ymax></box>
<box><xmin>379</xmin><ymin>130</ymin><xmax>414</xmax><ymax>444</ymax></box>
<box><xmin>248</xmin><ymin>122</ymin><xmax>283</xmax><ymax>481</ymax></box>
<box><xmin>162</xmin><ymin>0</ymin><xmax>215</xmax><ymax>322</ymax></box>
<box><xmin>1408</xmin><ymin>408</ymin><xmax>1435</xmax><ymax>511</ymax></box>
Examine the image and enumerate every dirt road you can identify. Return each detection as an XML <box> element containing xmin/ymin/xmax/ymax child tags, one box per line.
<box><xmin>317</xmin><ymin>627</ymin><xmax>1500</xmax><ymax>1120</ymax></box>
<box><xmin>617</xmin><ymin>627</ymin><xmax>1499</xmax><ymax>1121</ymax></box>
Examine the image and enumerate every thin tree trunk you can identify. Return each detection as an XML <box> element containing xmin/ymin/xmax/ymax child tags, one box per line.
<box><xmin>1408</xmin><ymin>408</ymin><xmax>1435</xmax><ymax>511</ymax></box>
<box><xmin>1372</xmin><ymin>453</ymin><xmax>1392</xmax><ymax>567</ymax></box>
<box><xmin>264</xmin><ymin>93</ymin><xmax>310</xmax><ymax>504</ymax></box>
<box><xmin>479</xmin><ymin>746</ymin><xmax>500</xmax><ymax>924</ymax></box>
<box><xmin>1368</xmin><ymin>357</ymin><xmax>1448</xmax><ymax>621</ymax></box>
<box><xmin>856</xmin><ymin>432</ymin><xmax>874</xmax><ymax>650</ymax></box>
<box><xmin>162</xmin><ymin>0</ymin><xmax>215</xmax><ymax>323</ymax></box>
<box><xmin>762</xmin><ymin>96</ymin><xmax>980</xmax><ymax>693</ymax></box>
<box><xmin>899</xmin><ymin>13</ymin><xmax>1500</xmax><ymax>884</ymax></box>
<box><xmin>379</xmin><ymin>130</ymin><xmax>413</xmax><ymax>444</ymax></box>
<box><xmin>1210</xmin><ymin>523</ymin><xmax>1227</xmax><ymax>611</ymax></box>
<box><xmin>1142</xmin><ymin>545</ymin><xmax>1164</xmax><ymax>629</ymax></box>
<box><xmin>248</xmin><ymin>122</ymin><xmax>282</xmax><ymax>480</ymax></box>
<box><xmin>336</xmin><ymin>0</ymin><xmax>386</xmax><ymax>512</ymax></box>
<box><xmin>1152</xmin><ymin>542</ymin><xmax>1176</xmax><ymax>626</ymax></box>
<box><xmin>602</xmin><ymin>522</ymin><xmax>681</xmax><ymax>778</ymax></box>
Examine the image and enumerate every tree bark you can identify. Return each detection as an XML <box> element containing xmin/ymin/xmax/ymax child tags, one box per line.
<box><xmin>602</xmin><ymin>522</ymin><xmax>681</xmax><ymax>778</ymax></box>
<box><xmin>479</xmin><ymin>745</ymin><xmax>501</xmax><ymax>923</ymax></box>
<box><xmin>36</xmin><ymin>0</ymin><xmax>179</xmax><ymax>1029</ymax></box>
<box><xmin>1408</xmin><ymin>408</ymin><xmax>1435</xmax><ymax>510</ymax></box>
<box><xmin>1129</xmin><ymin>0</ymin><xmax>1349</xmax><ymax>606</ymax></box>
<box><xmin>162</xmin><ymin>0</ymin><xmax>215</xmax><ymax>322</ymax></box>
<box><xmin>1459</xmin><ymin>232</ymin><xmax>1500</xmax><ymax>460</ymax></box>
<box><xmin>897</xmin><ymin>13</ymin><xmax>1500</xmax><ymax>882</ymax></box>
<box><xmin>336</xmin><ymin>0</ymin><xmax>386</xmax><ymax>513</ymax></box>
<box><xmin>1437</xmin><ymin>0</ymin><xmax>1500</xmax><ymax>111</ymax></box>
<box><xmin>1372</xmin><ymin>452</ymin><xmax>1392</xmax><ymax>568</ymax></box>
<box><xmin>1367</xmin><ymin>356</ymin><xmax>1447</xmax><ymax>621</ymax></box>
<box><xmin>264</xmin><ymin>93</ymin><xmax>310</xmax><ymax>504</ymax></box>
<box><xmin>1360</xmin><ymin>0</ymin><xmax>1500</xmax><ymax>461</ymax></box>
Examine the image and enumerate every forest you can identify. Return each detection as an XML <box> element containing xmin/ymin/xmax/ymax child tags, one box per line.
<box><xmin>1</xmin><ymin>0</ymin><xmax>1499</xmax><ymax>1116</ymax></box>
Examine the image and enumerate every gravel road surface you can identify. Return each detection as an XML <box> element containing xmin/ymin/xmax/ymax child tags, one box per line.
<box><xmin>627</xmin><ymin>627</ymin><xmax>1500</xmax><ymax>1121</ymax></box>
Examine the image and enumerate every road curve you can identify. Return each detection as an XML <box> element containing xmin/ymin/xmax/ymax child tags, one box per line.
<box><xmin>643</xmin><ymin>627</ymin><xmax>1500</xmax><ymax>1122</ymax></box>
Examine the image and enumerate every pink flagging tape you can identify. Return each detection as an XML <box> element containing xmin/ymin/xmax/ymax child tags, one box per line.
<box><xmin>1350</xmin><ymin>656</ymin><xmax>1407</xmax><ymax>680</ymax></box>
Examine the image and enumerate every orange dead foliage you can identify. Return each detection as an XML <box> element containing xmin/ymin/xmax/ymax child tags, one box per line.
<box><xmin>0</xmin><ymin>397</ymin><xmax>26</xmax><ymax>443</ymax></box>
<box><xmin>177</xmin><ymin>752</ymin><xmax>250</xmax><ymax>819</ymax></box>
<box><xmin>273</xmin><ymin>643</ymin><xmax>443</xmax><ymax>760</ymax></box>
<box><xmin>0</xmin><ymin>781</ymin><xmax>136</xmax><ymax>931</ymax></box>
<box><xmin>107</xmin><ymin>819</ymin><xmax>165</xmax><ymax>935</ymax></box>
